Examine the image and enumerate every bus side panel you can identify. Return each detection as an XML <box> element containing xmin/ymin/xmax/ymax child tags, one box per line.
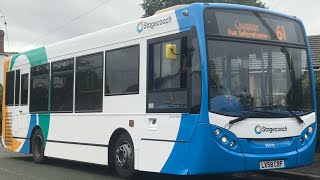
<box><xmin>138</xmin><ymin>114</ymin><xmax>184</xmax><ymax>173</ymax></box>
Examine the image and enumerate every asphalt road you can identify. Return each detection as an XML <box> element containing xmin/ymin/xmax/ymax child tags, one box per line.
<box><xmin>0</xmin><ymin>143</ymin><xmax>289</xmax><ymax>180</ymax></box>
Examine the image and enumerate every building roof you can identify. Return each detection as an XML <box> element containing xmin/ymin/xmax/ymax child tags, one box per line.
<box><xmin>308</xmin><ymin>35</ymin><xmax>320</xmax><ymax>68</ymax></box>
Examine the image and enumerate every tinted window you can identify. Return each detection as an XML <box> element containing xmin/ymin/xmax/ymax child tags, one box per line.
<box><xmin>75</xmin><ymin>52</ymin><xmax>103</xmax><ymax>112</ymax></box>
<box><xmin>105</xmin><ymin>45</ymin><xmax>139</xmax><ymax>95</ymax></box>
<box><xmin>15</xmin><ymin>70</ymin><xmax>20</xmax><ymax>105</ymax></box>
<box><xmin>51</xmin><ymin>59</ymin><xmax>74</xmax><ymax>112</ymax></box>
<box><xmin>21</xmin><ymin>73</ymin><xmax>29</xmax><ymax>105</ymax></box>
<box><xmin>30</xmin><ymin>64</ymin><xmax>50</xmax><ymax>113</ymax></box>
<box><xmin>5</xmin><ymin>71</ymin><xmax>14</xmax><ymax>106</ymax></box>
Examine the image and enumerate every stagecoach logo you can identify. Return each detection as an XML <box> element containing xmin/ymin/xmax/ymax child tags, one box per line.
<box><xmin>136</xmin><ymin>21</ymin><xmax>144</xmax><ymax>33</ymax></box>
<box><xmin>254</xmin><ymin>125</ymin><xmax>288</xmax><ymax>134</ymax></box>
<box><xmin>136</xmin><ymin>16</ymin><xmax>172</xmax><ymax>33</ymax></box>
<box><xmin>255</xmin><ymin>125</ymin><xmax>262</xmax><ymax>134</ymax></box>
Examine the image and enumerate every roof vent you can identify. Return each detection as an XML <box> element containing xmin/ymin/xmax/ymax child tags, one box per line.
<box><xmin>155</xmin><ymin>4</ymin><xmax>188</xmax><ymax>15</ymax></box>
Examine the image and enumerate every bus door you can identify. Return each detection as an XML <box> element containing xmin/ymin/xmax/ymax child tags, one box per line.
<box><xmin>11</xmin><ymin>70</ymin><xmax>20</xmax><ymax>139</ymax></box>
<box><xmin>16</xmin><ymin>69</ymin><xmax>30</xmax><ymax>135</ymax></box>
<box><xmin>141</xmin><ymin>31</ymin><xmax>202</xmax><ymax>171</ymax></box>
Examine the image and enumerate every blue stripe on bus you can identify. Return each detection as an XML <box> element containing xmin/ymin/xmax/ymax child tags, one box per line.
<box><xmin>161</xmin><ymin>4</ymin><xmax>208</xmax><ymax>174</ymax></box>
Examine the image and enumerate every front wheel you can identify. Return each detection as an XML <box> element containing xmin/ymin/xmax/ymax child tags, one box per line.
<box><xmin>114</xmin><ymin>133</ymin><xmax>135</xmax><ymax>179</ymax></box>
<box><xmin>31</xmin><ymin>129</ymin><xmax>45</xmax><ymax>164</ymax></box>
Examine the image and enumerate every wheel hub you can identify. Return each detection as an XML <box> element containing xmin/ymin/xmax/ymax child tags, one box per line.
<box><xmin>116</xmin><ymin>142</ymin><xmax>133</xmax><ymax>169</ymax></box>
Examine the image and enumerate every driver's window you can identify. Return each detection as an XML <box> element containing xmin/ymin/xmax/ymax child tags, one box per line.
<box><xmin>30</xmin><ymin>64</ymin><xmax>50</xmax><ymax>113</ymax></box>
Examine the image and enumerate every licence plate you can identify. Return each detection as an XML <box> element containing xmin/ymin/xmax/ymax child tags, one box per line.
<box><xmin>259</xmin><ymin>160</ymin><xmax>285</xmax><ymax>170</ymax></box>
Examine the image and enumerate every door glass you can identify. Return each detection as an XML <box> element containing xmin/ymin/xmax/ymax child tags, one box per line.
<box><xmin>21</xmin><ymin>73</ymin><xmax>29</xmax><ymax>105</ymax></box>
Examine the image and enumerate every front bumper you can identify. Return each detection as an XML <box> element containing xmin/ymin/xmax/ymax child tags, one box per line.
<box><xmin>161</xmin><ymin>123</ymin><xmax>316</xmax><ymax>175</ymax></box>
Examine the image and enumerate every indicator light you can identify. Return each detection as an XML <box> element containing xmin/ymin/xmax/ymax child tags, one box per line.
<box><xmin>300</xmin><ymin>138</ymin><xmax>304</xmax><ymax>143</ymax></box>
<box><xmin>215</xmin><ymin>129</ymin><xmax>221</xmax><ymax>136</ymax></box>
<box><xmin>308</xmin><ymin>126</ymin><xmax>313</xmax><ymax>134</ymax></box>
<box><xmin>304</xmin><ymin>133</ymin><xmax>308</xmax><ymax>139</ymax></box>
<box><xmin>230</xmin><ymin>141</ymin><xmax>235</xmax><ymax>148</ymax></box>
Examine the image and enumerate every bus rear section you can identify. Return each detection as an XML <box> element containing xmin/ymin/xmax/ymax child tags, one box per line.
<box><xmin>178</xmin><ymin>6</ymin><xmax>316</xmax><ymax>175</ymax></box>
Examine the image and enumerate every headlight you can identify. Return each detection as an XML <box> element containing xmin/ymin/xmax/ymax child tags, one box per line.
<box><xmin>211</xmin><ymin>126</ymin><xmax>241</xmax><ymax>152</ymax></box>
<box><xmin>222</xmin><ymin>136</ymin><xmax>228</xmax><ymax>143</ymax></box>
<box><xmin>298</xmin><ymin>123</ymin><xmax>316</xmax><ymax>148</ymax></box>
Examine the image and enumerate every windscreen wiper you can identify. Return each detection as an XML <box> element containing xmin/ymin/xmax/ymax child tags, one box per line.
<box><xmin>240</xmin><ymin>105</ymin><xmax>311</xmax><ymax>124</ymax></box>
<box><xmin>246</xmin><ymin>105</ymin><xmax>313</xmax><ymax>113</ymax></box>
<box><xmin>228</xmin><ymin>110</ymin><xmax>290</xmax><ymax>125</ymax></box>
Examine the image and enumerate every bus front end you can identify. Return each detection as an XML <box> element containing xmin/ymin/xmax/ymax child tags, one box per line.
<box><xmin>184</xmin><ymin>4</ymin><xmax>316</xmax><ymax>175</ymax></box>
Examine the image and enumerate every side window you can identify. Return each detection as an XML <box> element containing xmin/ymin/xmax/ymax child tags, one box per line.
<box><xmin>75</xmin><ymin>52</ymin><xmax>103</xmax><ymax>112</ymax></box>
<box><xmin>105</xmin><ymin>45</ymin><xmax>139</xmax><ymax>95</ymax></box>
<box><xmin>15</xmin><ymin>70</ymin><xmax>20</xmax><ymax>105</ymax></box>
<box><xmin>21</xmin><ymin>73</ymin><xmax>29</xmax><ymax>105</ymax></box>
<box><xmin>51</xmin><ymin>59</ymin><xmax>74</xmax><ymax>112</ymax></box>
<box><xmin>189</xmin><ymin>37</ymin><xmax>202</xmax><ymax>113</ymax></box>
<box><xmin>5</xmin><ymin>71</ymin><xmax>15</xmax><ymax>106</ymax></box>
<box><xmin>30</xmin><ymin>64</ymin><xmax>50</xmax><ymax>113</ymax></box>
<box><xmin>147</xmin><ymin>37</ymin><xmax>188</xmax><ymax>112</ymax></box>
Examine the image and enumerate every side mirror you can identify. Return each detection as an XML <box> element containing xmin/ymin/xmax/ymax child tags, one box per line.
<box><xmin>165</xmin><ymin>44</ymin><xmax>177</xmax><ymax>60</ymax></box>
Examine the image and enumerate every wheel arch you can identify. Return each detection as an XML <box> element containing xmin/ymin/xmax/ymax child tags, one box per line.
<box><xmin>29</xmin><ymin>125</ymin><xmax>43</xmax><ymax>153</ymax></box>
<box><xmin>108</xmin><ymin>128</ymin><xmax>133</xmax><ymax>167</ymax></box>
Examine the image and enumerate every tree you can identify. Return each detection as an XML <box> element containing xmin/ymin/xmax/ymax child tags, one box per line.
<box><xmin>141</xmin><ymin>0</ymin><xmax>267</xmax><ymax>17</ymax></box>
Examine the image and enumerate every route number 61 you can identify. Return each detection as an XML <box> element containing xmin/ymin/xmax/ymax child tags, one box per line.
<box><xmin>276</xmin><ymin>25</ymin><xmax>287</xmax><ymax>41</ymax></box>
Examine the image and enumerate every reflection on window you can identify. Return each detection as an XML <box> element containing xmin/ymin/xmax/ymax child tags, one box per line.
<box><xmin>76</xmin><ymin>52</ymin><xmax>103</xmax><ymax>112</ymax></box>
<box><xmin>105</xmin><ymin>45</ymin><xmax>139</xmax><ymax>95</ymax></box>
<box><xmin>30</xmin><ymin>64</ymin><xmax>50</xmax><ymax>113</ymax></box>
<box><xmin>51</xmin><ymin>59</ymin><xmax>74</xmax><ymax>112</ymax></box>
<box><xmin>15</xmin><ymin>70</ymin><xmax>20</xmax><ymax>105</ymax></box>
<box><xmin>21</xmin><ymin>73</ymin><xmax>28</xmax><ymax>105</ymax></box>
<box><xmin>5</xmin><ymin>71</ymin><xmax>14</xmax><ymax>106</ymax></box>
<box><xmin>208</xmin><ymin>40</ymin><xmax>313</xmax><ymax>116</ymax></box>
<box><xmin>148</xmin><ymin>38</ymin><xmax>188</xmax><ymax>112</ymax></box>
<box><xmin>153</xmin><ymin>40</ymin><xmax>185</xmax><ymax>89</ymax></box>
<box><xmin>189</xmin><ymin>37</ymin><xmax>202</xmax><ymax>113</ymax></box>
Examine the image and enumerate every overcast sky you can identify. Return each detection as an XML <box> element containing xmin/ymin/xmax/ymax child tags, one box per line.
<box><xmin>0</xmin><ymin>0</ymin><xmax>319</xmax><ymax>53</ymax></box>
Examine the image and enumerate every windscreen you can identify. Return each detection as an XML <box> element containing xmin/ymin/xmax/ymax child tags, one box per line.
<box><xmin>207</xmin><ymin>40</ymin><xmax>313</xmax><ymax>117</ymax></box>
<box><xmin>205</xmin><ymin>9</ymin><xmax>305</xmax><ymax>44</ymax></box>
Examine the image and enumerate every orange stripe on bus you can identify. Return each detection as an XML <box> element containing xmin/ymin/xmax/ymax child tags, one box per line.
<box><xmin>2</xmin><ymin>56</ymin><xmax>22</xmax><ymax>151</ymax></box>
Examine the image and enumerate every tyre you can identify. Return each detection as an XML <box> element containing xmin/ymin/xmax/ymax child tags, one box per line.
<box><xmin>31</xmin><ymin>129</ymin><xmax>45</xmax><ymax>164</ymax></box>
<box><xmin>113</xmin><ymin>132</ymin><xmax>135</xmax><ymax>179</ymax></box>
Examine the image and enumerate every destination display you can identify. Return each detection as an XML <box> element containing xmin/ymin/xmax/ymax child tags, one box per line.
<box><xmin>204</xmin><ymin>9</ymin><xmax>305</xmax><ymax>45</ymax></box>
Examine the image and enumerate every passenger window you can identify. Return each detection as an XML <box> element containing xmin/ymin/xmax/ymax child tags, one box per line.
<box><xmin>51</xmin><ymin>59</ymin><xmax>74</xmax><ymax>112</ymax></box>
<box><xmin>147</xmin><ymin>37</ymin><xmax>188</xmax><ymax>112</ymax></box>
<box><xmin>105</xmin><ymin>45</ymin><xmax>139</xmax><ymax>95</ymax></box>
<box><xmin>75</xmin><ymin>52</ymin><xmax>103</xmax><ymax>112</ymax></box>
<box><xmin>15</xmin><ymin>70</ymin><xmax>20</xmax><ymax>106</ymax></box>
<box><xmin>20</xmin><ymin>73</ymin><xmax>29</xmax><ymax>105</ymax></box>
<box><xmin>30</xmin><ymin>64</ymin><xmax>50</xmax><ymax>113</ymax></box>
<box><xmin>5</xmin><ymin>71</ymin><xmax>15</xmax><ymax>106</ymax></box>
